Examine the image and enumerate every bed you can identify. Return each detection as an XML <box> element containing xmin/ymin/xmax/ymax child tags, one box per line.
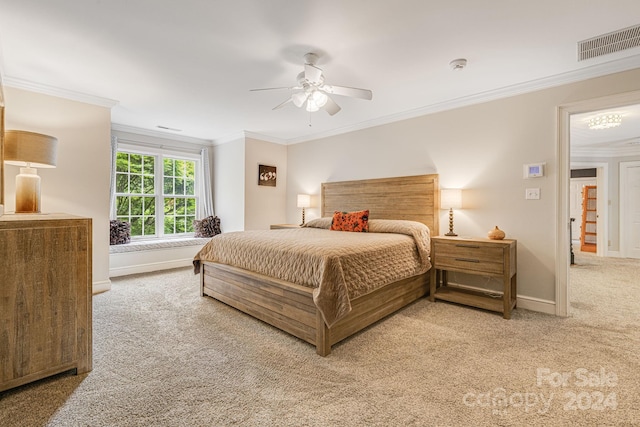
<box><xmin>194</xmin><ymin>174</ymin><xmax>439</xmax><ymax>355</ymax></box>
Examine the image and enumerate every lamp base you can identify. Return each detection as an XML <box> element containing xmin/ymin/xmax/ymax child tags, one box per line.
<box><xmin>444</xmin><ymin>208</ymin><xmax>457</xmax><ymax>237</ymax></box>
<box><xmin>299</xmin><ymin>207</ymin><xmax>306</xmax><ymax>226</ymax></box>
<box><xmin>15</xmin><ymin>167</ymin><xmax>41</xmax><ymax>213</ymax></box>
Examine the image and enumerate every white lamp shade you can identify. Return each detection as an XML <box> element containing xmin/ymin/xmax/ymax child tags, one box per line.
<box><xmin>297</xmin><ymin>194</ymin><xmax>311</xmax><ymax>208</ymax></box>
<box><xmin>441</xmin><ymin>189</ymin><xmax>462</xmax><ymax>210</ymax></box>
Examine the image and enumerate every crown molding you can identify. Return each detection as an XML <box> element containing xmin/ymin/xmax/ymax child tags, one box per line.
<box><xmin>243</xmin><ymin>131</ymin><xmax>286</xmax><ymax>145</ymax></box>
<box><xmin>111</xmin><ymin>123</ymin><xmax>214</xmax><ymax>146</ymax></box>
<box><xmin>3</xmin><ymin>76</ymin><xmax>119</xmax><ymax>108</ymax></box>
<box><xmin>211</xmin><ymin>131</ymin><xmax>246</xmax><ymax>146</ymax></box>
<box><xmin>211</xmin><ymin>130</ymin><xmax>286</xmax><ymax>146</ymax></box>
<box><xmin>284</xmin><ymin>54</ymin><xmax>640</xmax><ymax>145</ymax></box>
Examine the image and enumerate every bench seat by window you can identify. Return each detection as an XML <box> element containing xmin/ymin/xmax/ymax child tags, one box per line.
<box><xmin>109</xmin><ymin>237</ymin><xmax>211</xmax><ymax>254</ymax></box>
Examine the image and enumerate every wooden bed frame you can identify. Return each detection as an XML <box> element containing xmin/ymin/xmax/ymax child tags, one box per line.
<box><xmin>200</xmin><ymin>174</ymin><xmax>439</xmax><ymax>355</ymax></box>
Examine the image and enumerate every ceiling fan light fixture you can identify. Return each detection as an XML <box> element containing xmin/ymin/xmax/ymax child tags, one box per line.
<box><xmin>312</xmin><ymin>90</ymin><xmax>328</xmax><ymax>106</ymax></box>
<box><xmin>252</xmin><ymin>52</ymin><xmax>372</xmax><ymax>116</ymax></box>
<box><xmin>305</xmin><ymin>90</ymin><xmax>328</xmax><ymax>112</ymax></box>
<box><xmin>306</xmin><ymin>102</ymin><xmax>320</xmax><ymax>113</ymax></box>
<box><xmin>588</xmin><ymin>113</ymin><xmax>622</xmax><ymax>130</ymax></box>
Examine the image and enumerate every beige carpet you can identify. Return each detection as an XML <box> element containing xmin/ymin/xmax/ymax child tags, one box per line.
<box><xmin>1</xmin><ymin>252</ymin><xmax>638</xmax><ymax>426</ymax></box>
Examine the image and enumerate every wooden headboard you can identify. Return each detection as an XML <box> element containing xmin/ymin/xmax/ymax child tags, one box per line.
<box><xmin>321</xmin><ymin>174</ymin><xmax>439</xmax><ymax>235</ymax></box>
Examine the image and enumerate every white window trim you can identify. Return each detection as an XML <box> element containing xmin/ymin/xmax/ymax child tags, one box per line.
<box><xmin>115</xmin><ymin>142</ymin><xmax>203</xmax><ymax>240</ymax></box>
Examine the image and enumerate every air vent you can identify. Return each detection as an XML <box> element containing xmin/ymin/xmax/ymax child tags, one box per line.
<box><xmin>578</xmin><ymin>24</ymin><xmax>640</xmax><ymax>61</ymax></box>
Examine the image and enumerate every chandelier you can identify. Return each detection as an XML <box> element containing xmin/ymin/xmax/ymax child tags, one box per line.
<box><xmin>588</xmin><ymin>113</ymin><xmax>622</xmax><ymax>130</ymax></box>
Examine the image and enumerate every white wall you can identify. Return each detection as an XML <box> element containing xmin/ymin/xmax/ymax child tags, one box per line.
<box><xmin>213</xmin><ymin>135</ymin><xmax>288</xmax><ymax>231</ymax></box>
<box><xmin>244</xmin><ymin>137</ymin><xmax>287</xmax><ymax>230</ymax></box>
<box><xmin>286</xmin><ymin>68</ymin><xmax>640</xmax><ymax>306</ymax></box>
<box><xmin>4</xmin><ymin>86</ymin><xmax>112</xmax><ymax>290</ymax></box>
<box><xmin>213</xmin><ymin>137</ymin><xmax>245</xmax><ymax>232</ymax></box>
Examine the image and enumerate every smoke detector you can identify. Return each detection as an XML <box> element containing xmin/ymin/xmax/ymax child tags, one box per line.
<box><xmin>449</xmin><ymin>58</ymin><xmax>467</xmax><ymax>71</ymax></box>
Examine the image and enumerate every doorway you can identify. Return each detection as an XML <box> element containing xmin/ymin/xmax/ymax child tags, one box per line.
<box><xmin>569</xmin><ymin>176</ymin><xmax>596</xmax><ymax>251</ymax></box>
<box><xmin>569</xmin><ymin>162</ymin><xmax>608</xmax><ymax>257</ymax></box>
<box><xmin>557</xmin><ymin>90</ymin><xmax>640</xmax><ymax>317</ymax></box>
<box><xmin>620</xmin><ymin>160</ymin><xmax>640</xmax><ymax>259</ymax></box>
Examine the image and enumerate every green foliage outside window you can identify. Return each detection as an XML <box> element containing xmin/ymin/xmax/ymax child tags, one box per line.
<box><xmin>163</xmin><ymin>158</ymin><xmax>197</xmax><ymax>234</ymax></box>
<box><xmin>115</xmin><ymin>151</ymin><xmax>198</xmax><ymax>237</ymax></box>
<box><xmin>115</xmin><ymin>153</ymin><xmax>156</xmax><ymax>237</ymax></box>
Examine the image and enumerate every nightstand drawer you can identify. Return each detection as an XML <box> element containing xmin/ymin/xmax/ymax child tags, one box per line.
<box><xmin>433</xmin><ymin>240</ymin><xmax>503</xmax><ymax>263</ymax></box>
<box><xmin>435</xmin><ymin>255</ymin><xmax>504</xmax><ymax>275</ymax></box>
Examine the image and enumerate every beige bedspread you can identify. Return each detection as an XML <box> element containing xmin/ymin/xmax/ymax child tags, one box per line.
<box><xmin>193</xmin><ymin>219</ymin><xmax>431</xmax><ymax>327</ymax></box>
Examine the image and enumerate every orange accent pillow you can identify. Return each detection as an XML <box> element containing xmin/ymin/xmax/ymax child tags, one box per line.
<box><xmin>330</xmin><ymin>210</ymin><xmax>369</xmax><ymax>232</ymax></box>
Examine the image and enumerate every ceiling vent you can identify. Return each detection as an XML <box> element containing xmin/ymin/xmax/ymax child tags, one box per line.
<box><xmin>578</xmin><ymin>24</ymin><xmax>640</xmax><ymax>61</ymax></box>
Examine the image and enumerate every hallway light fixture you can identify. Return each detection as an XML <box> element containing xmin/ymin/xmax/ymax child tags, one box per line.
<box><xmin>588</xmin><ymin>113</ymin><xmax>622</xmax><ymax>130</ymax></box>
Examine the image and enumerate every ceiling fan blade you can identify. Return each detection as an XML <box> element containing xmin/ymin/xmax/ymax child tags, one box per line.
<box><xmin>250</xmin><ymin>86</ymin><xmax>296</xmax><ymax>92</ymax></box>
<box><xmin>272</xmin><ymin>97</ymin><xmax>293</xmax><ymax>110</ymax></box>
<box><xmin>304</xmin><ymin>63</ymin><xmax>323</xmax><ymax>85</ymax></box>
<box><xmin>322</xmin><ymin>95</ymin><xmax>341</xmax><ymax>116</ymax></box>
<box><xmin>322</xmin><ymin>85</ymin><xmax>373</xmax><ymax>100</ymax></box>
<box><xmin>292</xmin><ymin>91</ymin><xmax>309</xmax><ymax>108</ymax></box>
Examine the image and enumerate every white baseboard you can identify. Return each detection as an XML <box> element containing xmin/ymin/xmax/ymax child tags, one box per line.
<box><xmin>93</xmin><ymin>280</ymin><xmax>112</xmax><ymax>294</ymax></box>
<box><xmin>109</xmin><ymin>258</ymin><xmax>194</xmax><ymax>277</ymax></box>
<box><xmin>606</xmin><ymin>250</ymin><xmax>621</xmax><ymax>257</ymax></box>
<box><xmin>516</xmin><ymin>295</ymin><xmax>556</xmax><ymax>315</ymax></box>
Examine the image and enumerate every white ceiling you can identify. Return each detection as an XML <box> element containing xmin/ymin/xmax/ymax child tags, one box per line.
<box><xmin>572</xmin><ymin>105</ymin><xmax>640</xmax><ymax>155</ymax></box>
<box><xmin>1</xmin><ymin>0</ymin><xmax>640</xmax><ymax>147</ymax></box>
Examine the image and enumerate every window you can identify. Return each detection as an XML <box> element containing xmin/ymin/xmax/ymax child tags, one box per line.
<box><xmin>115</xmin><ymin>149</ymin><xmax>199</xmax><ymax>238</ymax></box>
<box><xmin>162</xmin><ymin>158</ymin><xmax>197</xmax><ymax>235</ymax></box>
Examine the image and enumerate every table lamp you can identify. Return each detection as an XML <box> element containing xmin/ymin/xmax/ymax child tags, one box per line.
<box><xmin>297</xmin><ymin>194</ymin><xmax>311</xmax><ymax>225</ymax></box>
<box><xmin>441</xmin><ymin>188</ymin><xmax>462</xmax><ymax>236</ymax></box>
<box><xmin>4</xmin><ymin>130</ymin><xmax>58</xmax><ymax>213</ymax></box>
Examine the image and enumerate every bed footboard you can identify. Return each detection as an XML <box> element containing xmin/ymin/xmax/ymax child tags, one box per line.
<box><xmin>201</xmin><ymin>261</ymin><xmax>429</xmax><ymax>356</ymax></box>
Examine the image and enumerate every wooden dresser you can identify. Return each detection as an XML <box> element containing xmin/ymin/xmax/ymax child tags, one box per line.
<box><xmin>429</xmin><ymin>236</ymin><xmax>517</xmax><ymax>319</ymax></box>
<box><xmin>0</xmin><ymin>214</ymin><xmax>92</xmax><ymax>392</ymax></box>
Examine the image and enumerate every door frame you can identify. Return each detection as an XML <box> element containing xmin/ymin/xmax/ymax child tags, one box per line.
<box><xmin>620</xmin><ymin>160</ymin><xmax>640</xmax><ymax>258</ymax></box>
<box><xmin>557</xmin><ymin>89</ymin><xmax>640</xmax><ymax>317</ymax></box>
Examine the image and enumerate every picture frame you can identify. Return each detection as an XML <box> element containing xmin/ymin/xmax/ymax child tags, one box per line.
<box><xmin>258</xmin><ymin>164</ymin><xmax>277</xmax><ymax>187</ymax></box>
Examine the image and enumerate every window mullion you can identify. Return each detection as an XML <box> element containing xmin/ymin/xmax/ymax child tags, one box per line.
<box><xmin>155</xmin><ymin>154</ymin><xmax>164</xmax><ymax>238</ymax></box>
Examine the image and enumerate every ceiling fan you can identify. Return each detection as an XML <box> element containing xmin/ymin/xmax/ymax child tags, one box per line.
<box><xmin>251</xmin><ymin>53</ymin><xmax>373</xmax><ymax>116</ymax></box>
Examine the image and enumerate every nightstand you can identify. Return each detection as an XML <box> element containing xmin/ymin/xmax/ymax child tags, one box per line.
<box><xmin>270</xmin><ymin>224</ymin><xmax>301</xmax><ymax>229</ymax></box>
<box><xmin>429</xmin><ymin>236</ymin><xmax>517</xmax><ymax>319</ymax></box>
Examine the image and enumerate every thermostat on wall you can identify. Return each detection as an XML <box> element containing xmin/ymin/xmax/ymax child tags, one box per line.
<box><xmin>524</xmin><ymin>163</ymin><xmax>545</xmax><ymax>178</ymax></box>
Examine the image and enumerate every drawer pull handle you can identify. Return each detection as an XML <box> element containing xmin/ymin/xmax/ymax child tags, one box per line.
<box><xmin>456</xmin><ymin>244</ymin><xmax>480</xmax><ymax>249</ymax></box>
<box><xmin>455</xmin><ymin>258</ymin><xmax>480</xmax><ymax>263</ymax></box>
